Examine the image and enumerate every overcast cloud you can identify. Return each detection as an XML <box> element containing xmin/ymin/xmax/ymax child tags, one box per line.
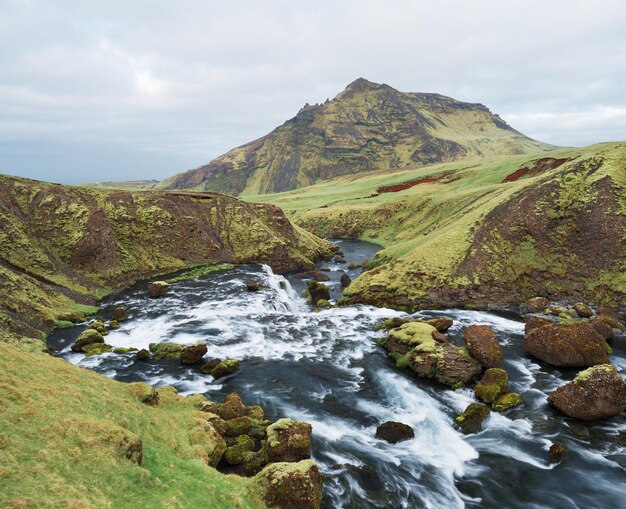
<box><xmin>1</xmin><ymin>0</ymin><xmax>625</xmax><ymax>184</ymax></box>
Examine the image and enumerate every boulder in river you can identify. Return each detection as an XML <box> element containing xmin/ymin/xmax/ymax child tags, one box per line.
<box><xmin>375</xmin><ymin>421</ymin><xmax>415</xmax><ymax>443</ymax></box>
<box><xmin>201</xmin><ymin>358</ymin><xmax>222</xmax><ymax>374</ymax></box>
<box><xmin>266</xmin><ymin>418</ymin><xmax>312</xmax><ymax>463</ymax></box>
<box><xmin>591</xmin><ymin>315</ymin><xmax>626</xmax><ymax>333</ymax></box>
<box><xmin>383</xmin><ymin>322</ymin><xmax>482</xmax><ymax>388</ymax></box>
<box><xmin>573</xmin><ymin>302</ymin><xmax>593</xmax><ymax>318</ymax></box>
<box><xmin>148</xmin><ymin>281</ymin><xmax>170</xmax><ymax>298</ymax></box>
<box><xmin>475</xmin><ymin>368</ymin><xmax>508</xmax><ymax>404</ymax></box>
<box><xmin>463</xmin><ymin>324</ymin><xmax>502</xmax><ymax>368</ymax></box>
<box><xmin>524</xmin><ymin>316</ymin><xmax>552</xmax><ymax>335</ymax></box>
<box><xmin>549</xmin><ymin>441</ymin><xmax>566</xmax><ymax>464</ymax></box>
<box><xmin>136</xmin><ymin>348</ymin><xmax>150</xmax><ymax>361</ymax></box>
<box><xmin>211</xmin><ymin>359</ymin><xmax>240</xmax><ymax>379</ymax></box>
<box><xmin>83</xmin><ymin>343</ymin><xmax>112</xmax><ymax>357</ymax></box>
<box><xmin>340</xmin><ymin>273</ymin><xmax>352</xmax><ymax>288</ymax></box>
<box><xmin>525</xmin><ymin>297</ymin><xmax>549</xmax><ymax>313</ymax></box>
<box><xmin>180</xmin><ymin>343</ymin><xmax>208</xmax><ymax>365</ymax></box>
<box><xmin>492</xmin><ymin>392</ymin><xmax>523</xmax><ymax>411</ymax></box>
<box><xmin>548</xmin><ymin>364</ymin><xmax>626</xmax><ymax>420</ymax></box>
<box><xmin>426</xmin><ymin>317</ymin><xmax>454</xmax><ymax>332</ymax></box>
<box><xmin>306</xmin><ymin>280</ymin><xmax>330</xmax><ymax>306</ymax></box>
<box><xmin>71</xmin><ymin>329</ymin><xmax>104</xmax><ymax>352</ymax></box>
<box><xmin>590</xmin><ymin>319</ymin><xmax>614</xmax><ymax>340</ymax></box>
<box><xmin>111</xmin><ymin>305</ymin><xmax>129</xmax><ymax>321</ymax></box>
<box><xmin>294</xmin><ymin>270</ymin><xmax>330</xmax><ymax>282</ymax></box>
<box><xmin>455</xmin><ymin>403</ymin><xmax>490</xmax><ymax>434</ymax></box>
<box><xmin>253</xmin><ymin>460</ymin><xmax>323</xmax><ymax>509</ymax></box>
<box><xmin>149</xmin><ymin>342</ymin><xmax>184</xmax><ymax>360</ymax></box>
<box><xmin>246</xmin><ymin>279</ymin><xmax>260</xmax><ymax>291</ymax></box>
<box><xmin>523</xmin><ymin>322</ymin><xmax>611</xmax><ymax>367</ymax></box>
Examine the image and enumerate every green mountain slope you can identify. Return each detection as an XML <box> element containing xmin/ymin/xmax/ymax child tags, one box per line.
<box><xmin>0</xmin><ymin>175</ymin><xmax>333</xmax><ymax>345</ymax></box>
<box><xmin>158</xmin><ymin>78</ymin><xmax>554</xmax><ymax>195</ymax></box>
<box><xmin>247</xmin><ymin>142</ymin><xmax>626</xmax><ymax>310</ymax></box>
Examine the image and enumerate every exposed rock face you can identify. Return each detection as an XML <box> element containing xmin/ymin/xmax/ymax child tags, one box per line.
<box><xmin>383</xmin><ymin>322</ymin><xmax>481</xmax><ymax>388</ymax></box>
<box><xmin>523</xmin><ymin>322</ymin><xmax>611</xmax><ymax>367</ymax></box>
<box><xmin>159</xmin><ymin>79</ymin><xmax>552</xmax><ymax>196</ymax></box>
<box><xmin>548</xmin><ymin>364</ymin><xmax>626</xmax><ymax>420</ymax></box>
<box><xmin>463</xmin><ymin>325</ymin><xmax>502</xmax><ymax>368</ymax></box>
<box><xmin>148</xmin><ymin>281</ymin><xmax>170</xmax><ymax>298</ymax></box>
<box><xmin>306</xmin><ymin>280</ymin><xmax>330</xmax><ymax>306</ymax></box>
<box><xmin>525</xmin><ymin>297</ymin><xmax>550</xmax><ymax>313</ymax></box>
<box><xmin>375</xmin><ymin>421</ymin><xmax>415</xmax><ymax>443</ymax></box>
<box><xmin>254</xmin><ymin>460</ymin><xmax>323</xmax><ymax>509</ymax></box>
<box><xmin>179</xmin><ymin>344</ymin><xmax>208</xmax><ymax>365</ymax></box>
<box><xmin>455</xmin><ymin>403</ymin><xmax>490</xmax><ymax>434</ymax></box>
<box><xmin>475</xmin><ymin>368</ymin><xmax>508</xmax><ymax>404</ymax></box>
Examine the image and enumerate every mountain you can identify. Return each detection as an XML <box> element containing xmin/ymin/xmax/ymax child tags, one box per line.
<box><xmin>158</xmin><ymin>78</ymin><xmax>555</xmax><ymax>195</ymax></box>
<box><xmin>0</xmin><ymin>175</ymin><xmax>333</xmax><ymax>345</ymax></box>
<box><xmin>249</xmin><ymin>141</ymin><xmax>626</xmax><ymax>310</ymax></box>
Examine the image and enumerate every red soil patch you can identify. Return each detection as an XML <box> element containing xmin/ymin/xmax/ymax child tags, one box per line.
<box><xmin>503</xmin><ymin>158</ymin><xmax>570</xmax><ymax>183</ymax></box>
<box><xmin>374</xmin><ymin>171</ymin><xmax>457</xmax><ymax>195</ymax></box>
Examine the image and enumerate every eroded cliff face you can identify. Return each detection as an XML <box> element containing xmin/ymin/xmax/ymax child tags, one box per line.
<box><xmin>0</xmin><ymin>176</ymin><xmax>334</xmax><ymax>343</ymax></box>
<box><xmin>158</xmin><ymin>78</ymin><xmax>554</xmax><ymax>195</ymax></box>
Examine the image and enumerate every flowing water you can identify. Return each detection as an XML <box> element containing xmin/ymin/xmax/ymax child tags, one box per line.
<box><xmin>49</xmin><ymin>240</ymin><xmax>626</xmax><ymax>509</ymax></box>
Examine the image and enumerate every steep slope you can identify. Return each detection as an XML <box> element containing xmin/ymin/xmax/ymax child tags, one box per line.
<box><xmin>248</xmin><ymin>142</ymin><xmax>626</xmax><ymax>310</ymax></box>
<box><xmin>0</xmin><ymin>175</ymin><xmax>334</xmax><ymax>345</ymax></box>
<box><xmin>159</xmin><ymin>78</ymin><xmax>554</xmax><ymax>195</ymax></box>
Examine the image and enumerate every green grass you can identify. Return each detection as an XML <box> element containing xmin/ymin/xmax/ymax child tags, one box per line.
<box><xmin>0</xmin><ymin>342</ymin><xmax>265</xmax><ymax>508</ymax></box>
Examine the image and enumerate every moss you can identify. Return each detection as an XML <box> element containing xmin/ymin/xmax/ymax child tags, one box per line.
<box><xmin>388</xmin><ymin>351</ymin><xmax>410</xmax><ymax>369</ymax></box>
<box><xmin>493</xmin><ymin>392</ymin><xmax>524</xmax><ymax>411</ymax></box>
<box><xmin>71</xmin><ymin>329</ymin><xmax>104</xmax><ymax>352</ymax></box>
<box><xmin>211</xmin><ymin>359</ymin><xmax>240</xmax><ymax>379</ymax></box>
<box><xmin>266</xmin><ymin>419</ymin><xmax>295</xmax><ymax>448</ymax></box>
<box><xmin>225</xmin><ymin>416</ymin><xmax>254</xmax><ymax>437</ymax></box>
<box><xmin>316</xmin><ymin>299</ymin><xmax>330</xmax><ymax>308</ymax></box>
<box><xmin>386</xmin><ymin>322</ymin><xmax>438</xmax><ymax>352</ymax></box>
<box><xmin>475</xmin><ymin>368</ymin><xmax>509</xmax><ymax>404</ymax></box>
<box><xmin>83</xmin><ymin>343</ymin><xmax>113</xmax><ymax>357</ymax></box>
<box><xmin>148</xmin><ymin>342</ymin><xmax>184</xmax><ymax>360</ymax></box>
<box><xmin>52</xmin><ymin>319</ymin><xmax>74</xmax><ymax>330</ymax></box>
<box><xmin>112</xmin><ymin>347</ymin><xmax>137</xmax><ymax>354</ymax></box>
<box><xmin>574</xmin><ymin>364</ymin><xmax>615</xmax><ymax>383</ymax></box>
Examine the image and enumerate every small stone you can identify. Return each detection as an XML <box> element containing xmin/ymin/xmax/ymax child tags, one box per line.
<box><xmin>148</xmin><ymin>281</ymin><xmax>170</xmax><ymax>298</ymax></box>
<box><xmin>426</xmin><ymin>317</ymin><xmax>454</xmax><ymax>332</ymax></box>
<box><xmin>549</xmin><ymin>441</ymin><xmax>566</xmax><ymax>463</ymax></box>
<box><xmin>246</xmin><ymin>279</ymin><xmax>260</xmax><ymax>291</ymax></box>
<box><xmin>136</xmin><ymin>349</ymin><xmax>150</xmax><ymax>361</ymax></box>
<box><xmin>111</xmin><ymin>305</ymin><xmax>129</xmax><ymax>321</ymax></box>
<box><xmin>375</xmin><ymin>421</ymin><xmax>415</xmax><ymax>443</ymax></box>
<box><xmin>455</xmin><ymin>403</ymin><xmax>490</xmax><ymax>434</ymax></box>
<box><xmin>573</xmin><ymin>302</ymin><xmax>593</xmax><ymax>318</ymax></box>
<box><xmin>340</xmin><ymin>273</ymin><xmax>352</xmax><ymax>288</ymax></box>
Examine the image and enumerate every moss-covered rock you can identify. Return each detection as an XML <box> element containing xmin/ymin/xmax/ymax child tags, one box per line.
<box><xmin>83</xmin><ymin>343</ymin><xmax>113</xmax><ymax>357</ymax></box>
<box><xmin>108</xmin><ymin>319</ymin><xmax>120</xmax><ymax>330</ymax></box>
<box><xmin>149</xmin><ymin>342</ymin><xmax>184</xmax><ymax>360</ymax></box>
<box><xmin>306</xmin><ymin>280</ymin><xmax>330</xmax><ymax>306</ymax></box>
<box><xmin>525</xmin><ymin>297</ymin><xmax>550</xmax><ymax>313</ymax></box>
<box><xmin>492</xmin><ymin>392</ymin><xmax>523</xmax><ymax>411</ymax></box>
<box><xmin>523</xmin><ymin>322</ymin><xmax>611</xmax><ymax>367</ymax></box>
<box><xmin>548</xmin><ymin>364</ymin><xmax>626</xmax><ymax>420</ymax></box>
<box><xmin>592</xmin><ymin>315</ymin><xmax>626</xmax><ymax>333</ymax></box>
<box><xmin>179</xmin><ymin>343</ymin><xmax>208</xmax><ymax>365</ymax></box>
<box><xmin>136</xmin><ymin>348</ymin><xmax>150</xmax><ymax>361</ymax></box>
<box><xmin>57</xmin><ymin>311</ymin><xmax>87</xmax><ymax>323</ymax></box>
<box><xmin>266</xmin><ymin>418</ymin><xmax>312</xmax><ymax>463</ymax></box>
<box><xmin>71</xmin><ymin>329</ymin><xmax>104</xmax><ymax>352</ymax></box>
<box><xmin>475</xmin><ymin>368</ymin><xmax>509</xmax><ymax>404</ymax></box>
<box><xmin>375</xmin><ymin>421</ymin><xmax>414</xmax><ymax>443</ymax></box>
<box><xmin>189</xmin><ymin>422</ymin><xmax>227</xmax><ymax>467</ymax></box>
<box><xmin>315</xmin><ymin>299</ymin><xmax>330</xmax><ymax>309</ymax></box>
<box><xmin>340</xmin><ymin>273</ymin><xmax>351</xmax><ymax>288</ymax></box>
<box><xmin>218</xmin><ymin>393</ymin><xmax>246</xmax><ymax>421</ymax></box>
<box><xmin>253</xmin><ymin>460</ymin><xmax>323</xmax><ymax>509</ymax></box>
<box><xmin>524</xmin><ymin>316</ymin><xmax>552</xmax><ymax>335</ymax></box>
<box><xmin>573</xmin><ymin>302</ymin><xmax>593</xmax><ymax>318</ymax></box>
<box><xmin>111</xmin><ymin>305</ymin><xmax>128</xmax><ymax>321</ymax></box>
<box><xmin>112</xmin><ymin>347</ymin><xmax>137</xmax><ymax>354</ymax></box>
<box><xmin>224</xmin><ymin>416</ymin><xmax>254</xmax><ymax>437</ymax></box>
<box><xmin>224</xmin><ymin>435</ymin><xmax>256</xmax><ymax>466</ymax></box>
<box><xmin>200</xmin><ymin>358</ymin><xmax>222</xmax><ymax>374</ymax></box>
<box><xmin>148</xmin><ymin>281</ymin><xmax>170</xmax><ymax>298</ymax></box>
<box><xmin>463</xmin><ymin>324</ymin><xmax>502</xmax><ymax>368</ymax></box>
<box><xmin>454</xmin><ymin>403</ymin><xmax>490</xmax><ymax>434</ymax></box>
<box><xmin>211</xmin><ymin>359</ymin><xmax>240</xmax><ymax>379</ymax></box>
<box><xmin>89</xmin><ymin>320</ymin><xmax>108</xmax><ymax>335</ymax></box>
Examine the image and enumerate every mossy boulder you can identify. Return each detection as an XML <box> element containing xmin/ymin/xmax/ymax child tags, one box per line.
<box><xmin>266</xmin><ymin>418</ymin><xmax>312</xmax><ymax>463</ymax></box>
<box><xmin>89</xmin><ymin>320</ymin><xmax>108</xmax><ymax>335</ymax></box>
<box><xmin>253</xmin><ymin>460</ymin><xmax>323</xmax><ymax>509</ymax></box>
<box><xmin>71</xmin><ymin>329</ymin><xmax>104</xmax><ymax>352</ymax></box>
<box><xmin>211</xmin><ymin>359</ymin><xmax>240</xmax><ymax>379</ymax></box>
<box><xmin>112</xmin><ymin>347</ymin><xmax>137</xmax><ymax>354</ymax></box>
<box><xmin>385</xmin><ymin>322</ymin><xmax>482</xmax><ymax>388</ymax></box>
<box><xmin>225</xmin><ymin>416</ymin><xmax>254</xmax><ymax>437</ymax></box>
<box><xmin>111</xmin><ymin>305</ymin><xmax>129</xmax><ymax>321</ymax></box>
<box><xmin>306</xmin><ymin>280</ymin><xmax>329</xmax><ymax>306</ymax></box>
<box><xmin>315</xmin><ymin>299</ymin><xmax>330</xmax><ymax>309</ymax></box>
<box><xmin>573</xmin><ymin>302</ymin><xmax>593</xmax><ymax>318</ymax></box>
<box><xmin>218</xmin><ymin>393</ymin><xmax>246</xmax><ymax>421</ymax></box>
<box><xmin>426</xmin><ymin>317</ymin><xmax>454</xmax><ymax>332</ymax></box>
<box><xmin>242</xmin><ymin>447</ymin><xmax>270</xmax><ymax>476</ymax></box>
<box><xmin>180</xmin><ymin>343</ymin><xmax>208</xmax><ymax>365</ymax></box>
<box><xmin>149</xmin><ymin>342</ymin><xmax>184</xmax><ymax>360</ymax></box>
<box><xmin>590</xmin><ymin>319</ymin><xmax>614</xmax><ymax>340</ymax></box>
<box><xmin>475</xmin><ymin>368</ymin><xmax>508</xmax><ymax>404</ymax></box>
<box><xmin>108</xmin><ymin>319</ymin><xmax>120</xmax><ymax>330</ymax></box>
<box><xmin>525</xmin><ymin>297</ymin><xmax>549</xmax><ymax>313</ymax></box>
<box><xmin>463</xmin><ymin>324</ymin><xmax>502</xmax><ymax>368</ymax></box>
<box><xmin>295</xmin><ymin>270</ymin><xmax>330</xmax><ymax>282</ymax></box>
<box><xmin>224</xmin><ymin>435</ymin><xmax>256</xmax><ymax>465</ymax></box>
<box><xmin>493</xmin><ymin>392</ymin><xmax>523</xmax><ymax>411</ymax></box>
<box><xmin>548</xmin><ymin>364</ymin><xmax>626</xmax><ymax>420</ymax></box>
<box><xmin>523</xmin><ymin>322</ymin><xmax>611</xmax><ymax>367</ymax></box>
<box><xmin>136</xmin><ymin>348</ymin><xmax>150</xmax><ymax>361</ymax></box>
<box><xmin>189</xmin><ymin>422</ymin><xmax>227</xmax><ymax>467</ymax></box>
<box><xmin>340</xmin><ymin>273</ymin><xmax>352</xmax><ymax>288</ymax></box>
<box><xmin>373</xmin><ymin>316</ymin><xmax>410</xmax><ymax>331</ymax></box>
<box><xmin>592</xmin><ymin>315</ymin><xmax>626</xmax><ymax>333</ymax></box>
<box><xmin>201</xmin><ymin>358</ymin><xmax>222</xmax><ymax>374</ymax></box>
<box><xmin>148</xmin><ymin>281</ymin><xmax>170</xmax><ymax>298</ymax></box>
<box><xmin>375</xmin><ymin>421</ymin><xmax>414</xmax><ymax>443</ymax></box>
<box><xmin>455</xmin><ymin>403</ymin><xmax>490</xmax><ymax>434</ymax></box>
<box><xmin>245</xmin><ymin>405</ymin><xmax>265</xmax><ymax>420</ymax></box>
<box><xmin>524</xmin><ymin>316</ymin><xmax>552</xmax><ymax>335</ymax></box>
<box><xmin>83</xmin><ymin>343</ymin><xmax>113</xmax><ymax>357</ymax></box>
<box><xmin>57</xmin><ymin>311</ymin><xmax>87</xmax><ymax>323</ymax></box>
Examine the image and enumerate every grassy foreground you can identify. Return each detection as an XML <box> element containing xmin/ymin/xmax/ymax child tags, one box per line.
<box><xmin>0</xmin><ymin>342</ymin><xmax>265</xmax><ymax>509</ymax></box>
<box><xmin>247</xmin><ymin>142</ymin><xmax>626</xmax><ymax>309</ymax></box>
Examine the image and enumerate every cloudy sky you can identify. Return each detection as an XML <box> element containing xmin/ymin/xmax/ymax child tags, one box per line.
<box><xmin>1</xmin><ymin>0</ymin><xmax>625</xmax><ymax>184</ymax></box>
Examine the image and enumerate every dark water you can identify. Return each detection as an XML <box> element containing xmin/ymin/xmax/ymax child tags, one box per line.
<box><xmin>49</xmin><ymin>239</ymin><xmax>626</xmax><ymax>509</ymax></box>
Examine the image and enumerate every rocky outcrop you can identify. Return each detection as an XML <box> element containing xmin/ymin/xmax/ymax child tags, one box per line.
<box><xmin>254</xmin><ymin>460</ymin><xmax>323</xmax><ymax>509</ymax></box>
<box><xmin>523</xmin><ymin>322</ymin><xmax>611</xmax><ymax>367</ymax></box>
<box><xmin>382</xmin><ymin>322</ymin><xmax>482</xmax><ymax>388</ymax></box>
<box><xmin>463</xmin><ymin>325</ymin><xmax>502</xmax><ymax>368</ymax></box>
<box><xmin>548</xmin><ymin>364</ymin><xmax>626</xmax><ymax>420</ymax></box>
<box><xmin>375</xmin><ymin>421</ymin><xmax>415</xmax><ymax>443</ymax></box>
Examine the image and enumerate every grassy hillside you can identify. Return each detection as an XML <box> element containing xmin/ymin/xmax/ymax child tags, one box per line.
<box><xmin>0</xmin><ymin>341</ymin><xmax>268</xmax><ymax>508</ymax></box>
<box><xmin>0</xmin><ymin>176</ymin><xmax>334</xmax><ymax>346</ymax></box>
<box><xmin>247</xmin><ymin>142</ymin><xmax>626</xmax><ymax>310</ymax></box>
<box><xmin>158</xmin><ymin>78</ymin><xmax>554</xmax><ymax>195</ymax></box>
